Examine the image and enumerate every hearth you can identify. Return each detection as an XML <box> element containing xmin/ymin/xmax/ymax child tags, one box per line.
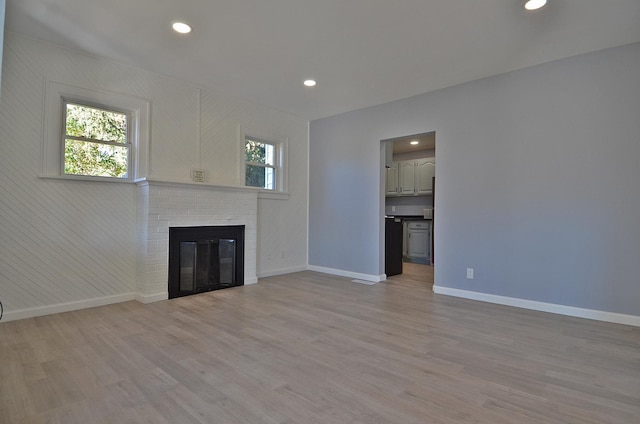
<box><xmin>168</xmin><ymin>225</ymin><xmax>244</xmax><ymax>299</ymax></box>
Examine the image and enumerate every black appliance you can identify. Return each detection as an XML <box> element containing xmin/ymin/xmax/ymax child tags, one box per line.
<box><xmin>385</xmin><ymin>217</ymin><xmax>403</xmax><ymax>277</ymax></box>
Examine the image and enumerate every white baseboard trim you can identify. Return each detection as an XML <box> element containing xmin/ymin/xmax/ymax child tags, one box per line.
<box><xmin>257</xmin><ymin>266</ymin><xmax>308</xmax><ymax>278</ymax></box>
<box><xmin>307</xmin><ymin>265</ymin><xmax>385</xmax><ymax>283</ymax></box>
<box><xmin>433</xmin><ymin>286</ymin><xmax>640</xmax><ymax>327</ymax></box>
<box><xmin>1</xmin><ymin>293</ymin><xmax>136</xmax><ymax>322</ymax></box>
<box><xmin>244</xmin><ymin>277</ymin><xmax>258</xmax><ymax>285</ymax></box>
<box><xmin>134</xmin><ymin>292</ymin><xmax>168</xmax><ymax>304</ymax></box>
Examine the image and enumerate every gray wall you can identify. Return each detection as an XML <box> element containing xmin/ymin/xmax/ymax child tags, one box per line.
<box><xmin>309</xmin><ymin>42</ymin><xmax>640</xmax><ymax>316</ymax></box>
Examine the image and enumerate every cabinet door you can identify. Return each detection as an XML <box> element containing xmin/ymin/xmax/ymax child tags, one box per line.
<box><xmin>408</xmin><ymin>229</ymin><xmax>429</xmax><ymax>259</ymax></box>
<box><xmin>415</xmin><ymin>158</ymin><xmax>435</xmax><ymax>195</ymax></box>
<box><xmin>399</xmin><ymin>161</ymin><xmax>416</xmax><ymax>195</ymax></box>
<box><xmin>407</xmin><ymin>221</ymin><xmax>431</xmax><ymax>262</ymax></box>
<box><xmin>385</xmin><ymin>162</ymin><xmax>399</xmax><ymax>196</ymax></box>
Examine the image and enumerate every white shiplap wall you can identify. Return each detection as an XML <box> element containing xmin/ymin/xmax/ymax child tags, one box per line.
<box><xmin>0</xmin><ymin>33</ymin><xmax>309</xmax><ymax>321</ymax></box>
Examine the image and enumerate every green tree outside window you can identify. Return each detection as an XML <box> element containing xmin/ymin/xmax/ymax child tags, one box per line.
<box><xmin>245</xmin><ymin>138</ymin><xmax>275</xmax><ymax>189</ymax></box>
<box><xmin>64</xmin><ymin>103</ymin><xmax>129</xmax><ymax>178</ymax></box>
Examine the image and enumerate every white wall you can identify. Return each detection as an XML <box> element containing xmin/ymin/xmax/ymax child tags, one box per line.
<box><xmin>0</xmin><ymin>0</ymin><xmax>4</xmax><ymax>93</ymax></box>
<box><xmin>0</xmin><ymin>33</ymin><xmax>308</xmax><ymax>319</ymax></box>
<box><xmin>309</xmin><ymin>42</ymin><xmax>640</xmax><ymax>319</ymax></box>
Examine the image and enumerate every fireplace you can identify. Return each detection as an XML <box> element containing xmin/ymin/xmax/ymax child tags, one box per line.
<box><xmin>135</xmin><ymin>180</ymin><xmax>257</xmax><ymax>302</ymax></box>
<box><xmin>168</xmin><ymin>225</ymin><xmax>245</xmax><ymax>299</ymax></box>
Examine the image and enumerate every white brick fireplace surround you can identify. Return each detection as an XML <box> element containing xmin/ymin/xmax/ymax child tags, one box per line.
<box><xmin>135</xmin><ymin>179</ymin><xmax>258</xmax><ymax>303</ymax></box>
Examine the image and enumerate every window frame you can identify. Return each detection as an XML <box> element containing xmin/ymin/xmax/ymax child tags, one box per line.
<box><xmin>61</xmin><ymin>99</ymin><xmax>132</xmax><ymax>179</ymax></box>
<box><xmin>239</xmin><ymin>127</ymin><xmax>288</xmax><ymax>195</ymax></box>
<box><xmin>42</xmin><ymin>81</ymin><xmax>150</xmax><ymax>183</ymax></box>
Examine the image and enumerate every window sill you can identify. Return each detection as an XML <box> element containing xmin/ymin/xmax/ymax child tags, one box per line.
<box><xmin>38</xmin><ymin>174</ymin><xmax>133</xmax><ymax>184</ymax></box>
<box><xmin>257</xmin><ymin>190</ymin><xmax>289</xmax><ymax>200</ymax></box>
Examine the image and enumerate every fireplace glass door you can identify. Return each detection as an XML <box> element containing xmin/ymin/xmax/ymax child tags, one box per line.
<box><xmin>169</xmin><ymin>226</ymin><xmax>244</xmax><ymax>299</ymax></box>
<box><xmin>178</xmin><ymin>239</ymin><xmax>236</xmax><ymax>293</ymax></box>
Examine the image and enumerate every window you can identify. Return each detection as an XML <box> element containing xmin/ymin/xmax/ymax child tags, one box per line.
<box><xmin>245</xmin><ymin>136</ymin><xmax>277</xmax><ymax>190</ymax></box>
<box><xmin>63</xmin><ymin>101</ymin><xmax>130</xmax><ymax>178</ymax></box>
<box><xmin>241</xmin><ymin>129</ymin><xmax>287</xmax><ymax>193</ymax></box>
<box><xmin>42</xmin><ymin>81</ymin><xmax>150</xmax><ymax>182</ymax></box>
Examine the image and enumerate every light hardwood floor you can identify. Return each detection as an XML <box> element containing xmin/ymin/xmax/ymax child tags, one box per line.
<box><xmin>1</xmin><ymin>271</ymin><xmax>639</xmax><ymax>423</ymax></box>
<box><xmin>389</xmin><ymin>262</ymin><xmax>434</xmax><ymax>287</ymax></box>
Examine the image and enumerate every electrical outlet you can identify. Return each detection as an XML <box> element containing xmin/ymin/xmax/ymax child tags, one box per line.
<box><xmin>466</xmin><ymin>268</ymin><xmax>474</xmax><ymax>279</ymax></box>
<box><xmin>391</xmin><ymin>206</ymin><xmax>396</xmax><ymax>212</ymax></box>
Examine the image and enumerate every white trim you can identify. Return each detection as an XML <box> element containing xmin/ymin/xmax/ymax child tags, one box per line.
<box><xmin>0</xmin><ymin>293</ymin><xmax>135</xmax><ymax>322</ymax></box>
<box><xmin>433</xmin><ymin>286</ymin><xmax>640</xmax><ymax>327</ymax></box>
<box><xmin>38</xmin><ymin>174</ymin><xmax>135</xmax><ymax>184</ymax></box>
<box><xmin>257</xmin><ymin>191</ymin><xmax>289</xmax><ymax>200</ymax></box>
<box><xmin>0</xmin><ymin>2</ymin><xmax>4</xmax><ymax>99</ymax></box>
<box><xmin>244</xmin><ymin>277</ymin><xmax>258</xmax><ymax>285</ymax></box>
<box><xmin>257</xmin><ymin>266</ymin><xmax>308</xmax><ymax>278</ymax></box>
<box><xmin>307</xmin><ymin>265</ymin><xmax>385</xmax><ymax>283</ymax></box>
<box><xmin>134</xmin><ymin>292</ymin><xmax>168</xmax><ymax>304</ymax></box>
<box><xmin>135</xmin><ymin>177</ymin><xmax>258</xmax><ymax>193</ymax></box>
<box><xmin>305</xmin><ymin>122</ymin><xmax>310</xmax><ymax>276</ymax></box>
<box><xmin>196</xmin><ymin>88</ymin><xmax>202</xmax><ymax>169</ymax></box>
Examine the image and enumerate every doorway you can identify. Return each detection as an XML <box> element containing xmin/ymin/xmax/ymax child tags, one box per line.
<box><xmin>381</xmin><ymin>131</ymin><xmax>435</xmax><ymax>287</ymax></box>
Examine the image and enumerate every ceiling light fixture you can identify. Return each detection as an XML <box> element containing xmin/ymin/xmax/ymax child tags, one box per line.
<box><xmin>523</xmin><ymin>0</ymin><xmax>547</xmax><ymax>11</ymax></box>
<box><xmin>303</xmin><ymin>79</ymin><xmax>317</xmax><ymax>87</ymax></box>
<box><xmin>410</xmin><ymin>141</ymin><xmax>419</xmax><ymax>145</ymax></box>
<box><xmin>172</xmin><ymin>22</ymin><xmax>192</xmax><ymax>34</ymax></box>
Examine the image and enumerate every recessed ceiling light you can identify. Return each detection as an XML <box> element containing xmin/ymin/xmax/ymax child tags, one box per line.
<box><xmin>523</xmin><ymin>0</ymin><xmax>547</xmax><ymax>11</ymax></box>
<box><xmin>410</xmin><ymin>140</ymin><xmax>419</xmax><ymax>145</ymax></box>
<box><xmin>172</xmin><ymin>22</ymin><xmax>192</xmax><ymax>34</ymax></box>
<box><xmin>303</xmin><ymin>79</ymin><xmax>317</xmax><ymax>87</ymax></box>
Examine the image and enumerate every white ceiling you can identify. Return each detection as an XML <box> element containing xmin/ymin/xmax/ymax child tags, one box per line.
<box><xmin>5</xmin><ymin>0</ymin><xmax>640</xmax><ymax>120</ymax></box>
<box><xmin>384</xmin><ymin>132</ymin><xmax>436</xmax><ymax>154</ymax></box>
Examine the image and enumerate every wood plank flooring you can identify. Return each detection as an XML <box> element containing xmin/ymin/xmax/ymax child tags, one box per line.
<box><xmin>389</xmin><ymin>262</ymin><xmax>434</xmax><ymax>287</ymax></box>
<box><xmin>1</xmin><ymin>270</ymin><xmax>639</xmax><ymax>423</ymax></box>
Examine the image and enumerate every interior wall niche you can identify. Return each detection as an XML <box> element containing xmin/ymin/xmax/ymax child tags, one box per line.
<box><xmin>168</xmin><ymin>225</ymin><xmax>245</xmax><ymax>299</ymax></box>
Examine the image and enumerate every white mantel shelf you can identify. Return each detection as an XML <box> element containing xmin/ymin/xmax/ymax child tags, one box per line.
<box><xmin>135</xmin><ymin>177</ymin><xmax>252</xmax><ymax>192</ymax></box>
<box><xmin>134</xmin><ymin>178</ymin><xmax>289</xmax><ymax>200</ymax></box>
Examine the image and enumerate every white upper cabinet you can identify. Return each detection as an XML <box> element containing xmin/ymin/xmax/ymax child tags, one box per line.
<box><xmin>385</xmin><ymin>161</ymin><xmax>399</xmax><ymax>195</ymax></box>
<box><xmin>399</xmin><ymin>161</ymin><xmax>416</xmax><ymax>195</ymax></box>
<box><xmin>385</xmin><ymin>157</ymin><xmax>435</xmax><ymax>197</ymax></box>
<box><xmin>415</xmin><ymin>158</ymin><xmax>435</xmax><ymax>195</ymax></box>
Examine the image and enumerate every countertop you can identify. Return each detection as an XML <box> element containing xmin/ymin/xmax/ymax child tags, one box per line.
<box><xmin>385</xmin><ymin>215</ymin><xmax>431</xmax><ymax>221</ymax></box>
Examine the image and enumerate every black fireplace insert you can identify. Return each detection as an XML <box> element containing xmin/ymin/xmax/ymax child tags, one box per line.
<box><xmin>168</xmin><ymin>225</ymin><xmax>244</xmax><ymax>299</ymax></box>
